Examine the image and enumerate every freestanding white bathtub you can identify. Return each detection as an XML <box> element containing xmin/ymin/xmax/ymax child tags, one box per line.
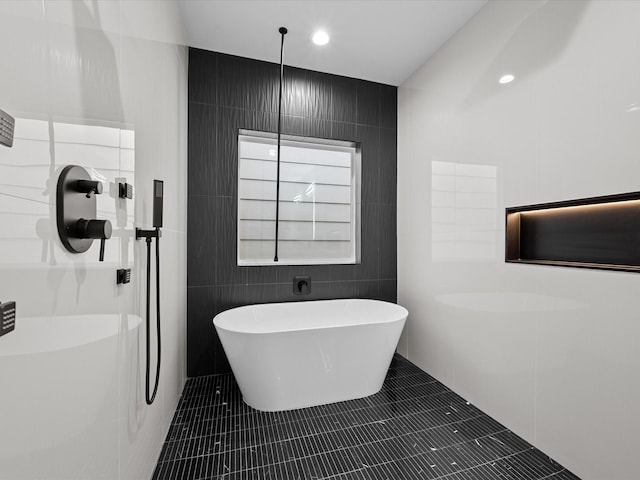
<box><xmin>213</xmin><ymin>298</ymin><xmax>408</xmax><ymax>411</ymax></box>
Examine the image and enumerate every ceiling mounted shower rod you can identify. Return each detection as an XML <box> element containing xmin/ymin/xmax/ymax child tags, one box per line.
<box><xmin>274</xmin><ymin>26</ymin><xmax>287</xmax><ymax>262</ymax></box>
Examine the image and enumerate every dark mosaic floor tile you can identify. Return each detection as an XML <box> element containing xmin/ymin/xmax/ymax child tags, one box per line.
<box><xmin>153</xmin><ymin>354</ymin><xmax>581</xmax><ymax>480</ymax></box>
<box><xmin>381</xmin><ymin>371</ymin><xmax>437</xmax><ymax>389</ymax></box>
<box><xmin>544</xmin><ymin>469</ymin><xmax>582</xmax><ymax>480</ymax></box>
<box><xmin>366</xmin><ymin>381</ymin><xmax>451</xmax><ymax>407</ymax></box>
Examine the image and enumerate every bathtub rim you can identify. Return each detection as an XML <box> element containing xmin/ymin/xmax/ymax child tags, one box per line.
<box><xmin>213</xmin><ymin>298</ymin><xmax>408</xmax><ymax>335</ymax></box>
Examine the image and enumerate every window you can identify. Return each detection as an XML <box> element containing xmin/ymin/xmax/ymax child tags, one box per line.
<box><xmin>238</xmin><ymin>131</ymin><xmax>360</xmax><ymax>265</ymax></box>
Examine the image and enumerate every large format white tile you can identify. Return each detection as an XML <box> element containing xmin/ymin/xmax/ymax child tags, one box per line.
<box><xmin>399</xmin><ymin>1</ymin><xmax>640</xmax><ymax>478</ymax></box>
<box><xmin>534</xmin><ymin>267</ymin><xmax>640</xmax><ymax>479</ymax></box>
<box><xmin>0</xmin><ymin>314</ymin><xmax>121</xmax><ymax>479</ymax></box>
<box><xmin>0</xmin><ymin>1</ymin><xmax>187</xmax><ymax>479</ymax></box>
<box><xmin>446</xmin><ymin>290</ymin><xmax>538</xmax><ymax>441</ymax></box>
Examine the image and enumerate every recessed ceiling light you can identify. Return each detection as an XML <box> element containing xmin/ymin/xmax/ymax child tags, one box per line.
<box><xmin>499</xmin><ymin>74</ymin><xmax>515</xmax><ymax>84</ymax></box>
<box><xmin>268</xmin><ymin>148</ymin><xmax>276</xmax><ymax>157</ymax></box>
<box><xmin>312</xmin><ymin>30</ymin><xmax>330</xmax><ymax>46</ymax></box>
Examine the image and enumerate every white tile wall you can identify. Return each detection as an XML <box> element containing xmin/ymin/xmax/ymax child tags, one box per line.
<box><xmin>0</xmin><ymin>1</ymin><xmax>187</xmax><ymax>479</ymax></box>
<box><xmin>398</xmin><ymin>1</ymin><xmax>640</xmax><ymax>479</ymax></box>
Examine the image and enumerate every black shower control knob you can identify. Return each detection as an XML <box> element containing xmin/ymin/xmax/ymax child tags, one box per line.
<box><xmin>76</xmin><ymin>179</ymin><xmax>103</xmax><ymax>197</ymax></box>
<box><xmin>75</xmin><ymin>219</ymin><xmax>112</xmax><ymax>240</ymax></box>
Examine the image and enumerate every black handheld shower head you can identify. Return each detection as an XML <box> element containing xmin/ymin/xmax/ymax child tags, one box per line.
<box><xmin>153</xmin><ymin>180</ymin><xmax>163</xmax><ymax>228</ymax></box>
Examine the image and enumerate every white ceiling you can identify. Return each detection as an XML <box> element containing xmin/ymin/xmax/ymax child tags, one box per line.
<box><xmin>178</xmin><ymin>0</ymin><xmax>487</xmax><ymax>86</ymax></box>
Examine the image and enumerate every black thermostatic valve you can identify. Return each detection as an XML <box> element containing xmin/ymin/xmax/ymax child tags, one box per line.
<box><xmin>56</xmin><ymin>165</ymin><xmax>112</xmax><ymax>261</ymax></box>
<box><xmin>0</xmin><ymin>301</ymin><xmax>16</xmax><ymax>337</ymax></box>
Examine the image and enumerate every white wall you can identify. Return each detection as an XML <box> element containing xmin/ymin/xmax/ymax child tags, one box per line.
<box><xmin>398</xmin><ymin>1</ymin><xmax>640</xmax><ymax>479</ymax></box>
<box><xmin>0</xmin><ymin>1</ymin><xmax>187</xmax><ymax>479</ymax></box>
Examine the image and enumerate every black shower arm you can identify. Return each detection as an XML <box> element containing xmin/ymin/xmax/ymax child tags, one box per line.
<box><xmin>274</xmin><ymin>26</ymin><xmax>287</xmax><ymax>262</ymax></box>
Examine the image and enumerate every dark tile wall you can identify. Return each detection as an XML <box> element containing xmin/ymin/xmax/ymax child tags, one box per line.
<box><xmin>187</xmin><ymin>48</ymin><xmax>397</xmax><ymax>376</ymax></box>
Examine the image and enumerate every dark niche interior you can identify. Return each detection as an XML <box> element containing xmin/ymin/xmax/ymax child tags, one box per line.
<box><xmin>505</xmin><ymin>192</ymin><xmax>640</xmax><ymax>272</ymax></box>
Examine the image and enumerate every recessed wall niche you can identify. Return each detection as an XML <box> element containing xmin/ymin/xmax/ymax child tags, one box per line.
<box><xmin>505</xmin><ymin>192</ymin><xmax>640</xmax><ymax>272</ymax></box>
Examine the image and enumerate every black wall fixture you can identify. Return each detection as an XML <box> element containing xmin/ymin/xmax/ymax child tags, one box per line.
<box><xmin>0</xmin><ymin>108</ymin><xmax>15</xmax><ymax>148</ymax></box>
<box><xmin>506</xmin><ymin>191</ymin><xmax>640</xmax><ymax>272</ymax></box>
<box><xmin>187</xmin><ymin>48</ymin><xmax>398</xmax><ymax>376</ymax></box>
<box><xmin>274</xmin><ymin>26</ymin><xmax>287</xmax><ymax>262</ymax></box>
<box><xmin>136</xmin><ymin>179</ymin><xmax>164</xmax><ymax>405</ymax></box>
<box><xmin>56</xmin><ymin>165</ymin><xmax>112</xmax><ymax>261</ymax></box>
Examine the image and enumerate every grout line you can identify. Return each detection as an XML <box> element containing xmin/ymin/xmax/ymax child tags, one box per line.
<box><xmin>539</xmin><ymin>469</ymin><xmax>573</xmax><ymax>479</ymax></box>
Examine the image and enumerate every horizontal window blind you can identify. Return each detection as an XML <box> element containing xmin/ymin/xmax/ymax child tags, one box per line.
<box><xmin>238</xmin><ymin>133</ymin><xmax>359</xmax><ymax>265</ymax></box>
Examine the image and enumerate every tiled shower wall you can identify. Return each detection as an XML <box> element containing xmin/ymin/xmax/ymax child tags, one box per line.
<box><xmin>187</xmin><ymin>48</ymin><xmax>398</xmax><ymax>376</ymax></box>
<box><xmin>398</xmin><ymin>1</ymin><xmax>640</xmax><ymax>478</ymax></box>
<box><xmin>0</xmin><ymin>2</ymin><xmax>187</xmax><ymax>479</ymax></box>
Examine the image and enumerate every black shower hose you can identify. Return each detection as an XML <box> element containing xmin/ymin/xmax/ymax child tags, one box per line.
<box><xmin>145</xmin><ymin>229</ymin><xmax>161</xmax><ymax>405</ymax></box>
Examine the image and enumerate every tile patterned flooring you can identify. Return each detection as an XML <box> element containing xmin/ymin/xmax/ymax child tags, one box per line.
<box><xmin>153</xmin><ymin>355</ymin><xmax>580</xmax><ymax>479</ymax></box>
